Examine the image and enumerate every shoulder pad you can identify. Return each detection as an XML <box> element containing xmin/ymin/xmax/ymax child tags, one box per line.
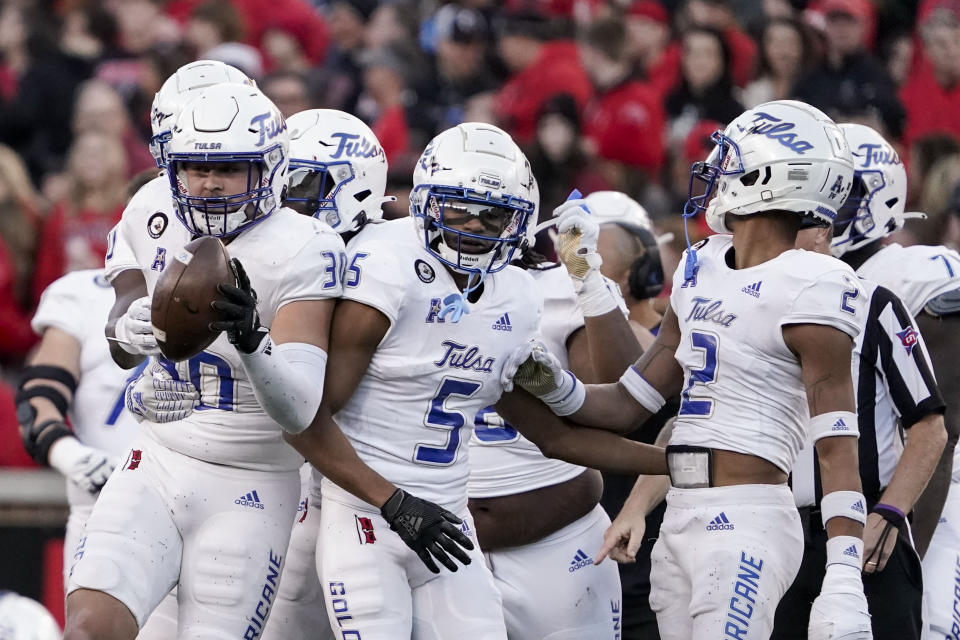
<box><xmin>924</xmin><ymin>287</ymin><xmax>960</xmax><ymax>317</ymax></box>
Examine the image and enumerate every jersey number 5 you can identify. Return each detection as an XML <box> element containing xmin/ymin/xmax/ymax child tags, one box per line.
<box><xmin>678</xmin><ymin>331</ymin><xmax>719</xmax><ymax>417</ymax></box>
<box><xmin>415</xmin><ymin>377</ymin><xmax>482</xmax><ymax>465</ymax></box>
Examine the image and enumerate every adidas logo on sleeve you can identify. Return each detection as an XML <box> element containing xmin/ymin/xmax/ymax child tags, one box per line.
<box><xmin>492</xmin><ymin>313</ymin><xmax>512</xmax><ymax>332</ymax></box>
<box><xmin>568</xmin><ymin>549</ymin><xmax>591</xmax><ymax>572</ymax></box>
<box><xmin>706</xmin><ymin>512</ymin><xmax>735</xmax><ymax>531</ymax></box>
<box><xmin>235</xmin><ymin>490</ymin><xmax>265</xmax><ymax>509</ymax></box>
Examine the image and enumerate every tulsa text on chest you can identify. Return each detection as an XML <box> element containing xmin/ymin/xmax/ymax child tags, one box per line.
<box><xmin>434</xmin><ymin>340</ymin><xmax>496</xmax><ymax>372</ymax></box>
<box><xmin>686</xmin><ymin>296</ymin><xmax>738</xmax><ymax>327</ymax></box>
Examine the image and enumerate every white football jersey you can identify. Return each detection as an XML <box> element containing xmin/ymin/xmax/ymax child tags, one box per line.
<box><xmin>320</xmin><ymin>217</ymin><xmax>541</xmax><ymax>513</ymax></box>
<box><xmin>854</xmin><ymin>242</ymin><xmax>960</xmax><ymax>480</ymax></box>
<box><xmin>467</xmin><ymin>265</ymin><xmax>586</xmax><ymax>498</ymax></box>
<box><xmin>107</xmin><ymin>179</ymin><xmax>345</xmax><ymax>472</ymax></box>
<box><xmin>105</xmin><ymin>175</ymin><xmax>189</xmax><ymax>283</ymax></box>
<box><xmin>669</xmin><ymin>235</ymin><xmax>865</xmax><ymax>473</ymax></box>
<box><xmin>856</xmin><ymin>243</ymin><xmax>960</xmax><ymax>316</ymax></box>
<box><xmin>31</xmin><ymin>269</ymin><xmax>141</xmax><ymax>457</ymax></box>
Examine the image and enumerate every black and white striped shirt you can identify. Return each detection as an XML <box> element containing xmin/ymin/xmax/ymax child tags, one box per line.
<box><xmin>792</xmin><ymin>282</ymin><xmax>946</xmax><ymax>508</ymax></box>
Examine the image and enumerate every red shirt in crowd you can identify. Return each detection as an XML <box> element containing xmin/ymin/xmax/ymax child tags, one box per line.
<box><xmin>494</xmin><ymin>41</ymin><xmax>594</xmax><ymax>144</ymax></box>
<box><xmin>646</xmin><ymin>41</ymin><xmax>682</xmax><ymax>98</ymax></box>
<box><xmin>0</xmin><ymin>381</ymin><xmax>37</xmax><ymax>468</ymax></box>
<box><xmin>900</xmin><ymin>67</ymin><xmax>960</xmax><ymax>148</ymax></box>
<box><xmin>32</xmin><ymin>202</ymin><xmax>124</xmax><ymax>305</ymax></box>
<box><xmin>583</xmin><ymin>79</ymin><xmax>665</xmax><ymax>176</ymax></box>
<box><xmin>373</xmin><ymin>105</ymin><xmax>409</xmax><ymax>167</ymax></box>
<box><xmin>166</xmin><ymin>0</ymin><xmax>329</xmax><ymax>67</ymax></box>
<box><xmin>725</xmin><ymin>27</ymin><xmax>758</xmax><ymax>89</ymax></box>
<box><xmin>0</xmin><ymin>239</ymin><xmax>38</xmax><ymax>360</ymax></box>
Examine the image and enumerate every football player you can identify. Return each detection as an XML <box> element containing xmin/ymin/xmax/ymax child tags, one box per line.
<box><xmin>63</xmin><ymin>84</ymin><xmax>348</xmax><ymax>639</ymax></box>
<box><xmin>823</xmin><ymin>123</ymin><xmax>960</xmax><ymax>640</ymax></box>
<box><xmin>467</xmin><ymin>189</ymin><xmax>645</xmax><ymax>639</ymax></box>
<box><xmin>283</xmin><ymin>123</ymin><xmax>669</xmax><ymax>639</ymax></box>
<box><xmin>17</xmin><ymin>269</ymin><xmax>176</xmax><ymax>639</ymax></box>
<box><xmin>105</xmin><ymin>58</ymin><xmax>253</xmax><ymax>370</ymax></box>
<box><xmin>507</xmin><ymin>101</ymin><xmax>873</xmax><ymax>640</ymax></box>
<box><xmin>261</xmin><ymin>108</ymin><xmax>390</xmax><ymax>640</ymax></box>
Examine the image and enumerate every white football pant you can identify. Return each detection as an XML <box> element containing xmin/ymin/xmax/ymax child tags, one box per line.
<box><xmin>484</xmin><ymin>504</ymin><xmax>623</xmax><ymax>640</ymax></box>
<box><xmin>317</xmin><ymin>494</ymin><xmax>507</xmax><ymax>640</ymax></box>
<box><xmin>650</xmin><ymin>484</ymin><xmax>804</xmax><ymax>640</ymax></box>
<box><xmin>921</xmin><ymin>481</ymin><xmax>960</xmax><ymax>640</ymax></box>
<box><xmin>261</xmin><ymin>466</ymin><xmax>334</xmax><ymax>640</ymax></box>
<box><xmin>66</xmin><ymin>434</ymin><xmax>299</xmax><ymax>639</ymax></box>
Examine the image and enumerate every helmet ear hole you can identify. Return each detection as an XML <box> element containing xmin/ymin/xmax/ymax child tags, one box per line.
<box><xmin>885</xmin><ymin>197</ymin><xmax>899</xmax><ymax>208</ymax></box>
<box><xmin>354</xmin><ymin>189</ymin><xmax>372</xmax><ymax>202</ymax></box>
<box><xmin>740</xmin><ymin>170</ymin><xmax>760</xmax><ymax>187</ymax></box>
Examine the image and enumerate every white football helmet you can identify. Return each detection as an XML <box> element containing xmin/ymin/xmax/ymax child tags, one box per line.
<box><xmin>285</xmin><ymin>109</ymin><xmax>388</xmax><ymax>234</ymax></box>
<box><xmin>831</xmin><ymin>123</ymin><xmax>919</xmax><ymax>257</ymax></box>
<box><xmin>165</xmin><ymin>83</ymin><xmax>288</xmax><ymax>237</ymax></box>
<box><xmin>0</xmin><ymin>591</ymin><xmax>61</xmax><ymax>640</ymax></box>
<box><xmin>149</xmin><ymin>60</ymin><xmax>254</xmax><ymax>168</ymax></box>
<box><xmin>411</xmin><ymin>122</ymin><xmax>537</xmax><ymax>275</ymax></box>
<box><xmin>583</xmin><ymin>191</ymin><xmax>654</xmax><ymax>232</ymax></box>
<box><xmin>687</xmin><ymin>100</ymin><xmax>854</xmax><ymax>233</ymax></box>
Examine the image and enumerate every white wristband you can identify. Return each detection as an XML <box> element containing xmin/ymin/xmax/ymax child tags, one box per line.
<box><xmin>808</xmin><ymin>411</ymin><xmax>858</xmax><ymax>442</ymax></box>
<box><xmin>577</xmin><ymin>270</ymin><xmax>620</xmax><ymax>317</ymax></box>
<box><xmin>820</xmin><ymin>490</ymin><xmax>867</xmax><ymax>527</ymax></box>
<box><xmin>619</xmin><ymin>366</ymin><xmax>666</xmax><ymax>414</ymax></box>
<box><xmin>47</xmin><ymin>436</ymin><xmax>85</xmax><ymax>476</ymax></box>
<box><xmin>540</xmin><ymin>371</ymin><xmax>586</xmax><ymax>416</ymax></box>
<box><xmin>825</xmin><ymin>535</ymin><xmax>864</xmax><ymax>570</ymax></box>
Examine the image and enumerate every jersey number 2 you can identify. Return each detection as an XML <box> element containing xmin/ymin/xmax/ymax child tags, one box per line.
<box><xmin>678</xmin><ymin>331</ymin><xmax>719</xmax><ymax>417</ymax></box>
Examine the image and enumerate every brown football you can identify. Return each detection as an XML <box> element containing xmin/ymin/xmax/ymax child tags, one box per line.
<box><xmin>151</xmin><ymin>236</ymin><xmax>235</xmax><ymax>362</ymax></box>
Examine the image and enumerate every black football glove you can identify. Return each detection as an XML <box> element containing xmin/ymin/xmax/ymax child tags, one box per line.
<box><xmin>380</xmin><ymin>488</ymin><xmax>474</xmax><ymax>573</ymax></box>
<box><xmin>210</xmin><ymin>258</ymin><xmax>269</xmax><ymax>354</ymax></box>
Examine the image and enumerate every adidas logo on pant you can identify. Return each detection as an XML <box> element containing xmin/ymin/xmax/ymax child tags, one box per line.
<box><xmin>236</xmin><ymin>490</ymin><xmax>265</xmax><ymax>509</ymax></box>
<box><xmin>568</xmin><ymin>549</ymin><xmax>591</xmax><ymax>572</ymax></box>
<box><xmin>706</xmin><ymin>512</ymin><xmax>735</xmax><ymax>531</ymax></box>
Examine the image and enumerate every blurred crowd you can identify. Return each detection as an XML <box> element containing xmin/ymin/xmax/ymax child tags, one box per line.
<box><xmin>2</xmin><ymin>0</ymin><xmax>960</xmax><ymax>461</ymax></box>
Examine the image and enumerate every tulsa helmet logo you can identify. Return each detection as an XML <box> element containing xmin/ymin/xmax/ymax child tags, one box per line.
<box><xmin>857</xmin><ymin>143</ymin><xmax>901</xmax><ymax>168</ymax></box>
<box><xmin>746</xmin><ymin>112</ymin><xmax>814</xmax><ymax>155</ymax></box>
<box><xmin>250</xmin><ymin>112</ymin><xmax>287</xmax><ymax>147</ymax></box>
<box><xmin>329</xmin><ymin>132</ymin><xmax>385</xmax><ymax>161</ymax></box>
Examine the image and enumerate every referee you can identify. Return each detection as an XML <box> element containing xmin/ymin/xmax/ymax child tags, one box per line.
<box><xmin>771</xmin><ymin>223</ymin><xmax>948</xmax><ymax>640</ymax></box>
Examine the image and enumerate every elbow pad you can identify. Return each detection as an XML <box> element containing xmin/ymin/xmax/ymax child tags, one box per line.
<box><xmin>239</xmin><ymin>338</ymin><xmax>327</xmax><ymax>434</ymax></box>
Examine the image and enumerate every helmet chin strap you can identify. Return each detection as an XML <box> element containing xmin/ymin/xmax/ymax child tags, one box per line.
<box><xmin>436</xmin><ymin>241</ymin><xmax>495</xmax><ymax>323</ymax></box>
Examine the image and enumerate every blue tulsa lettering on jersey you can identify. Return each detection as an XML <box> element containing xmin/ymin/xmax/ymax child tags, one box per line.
<box><xmin>724</xmin><ymin>551</ymin><xmax>764</xmax><ymax>639</ymax></box>
<box><xmin>685</xmin><ymin>297</ymin><xmax>738</xmax><ymax>327</ymax></box>
<box><xmin>433</xmin><ymin>340</ymin><xmax>496</xmax><ymax>373</ymax></box>
<box><xmin>243</xmin><ymin>548</ymin><xmax>282</xmax><ymax>639</ymax></box>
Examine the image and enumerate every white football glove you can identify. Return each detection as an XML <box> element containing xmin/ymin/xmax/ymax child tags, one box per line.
<box><xmin>113</xmin><ymin>296</ymin><xmax>162</xmax><ymax>356</ymax></box>
<box><xmin>554</xmin><ymin>199</ymin><xmax>619</xmax><ymax>317</ymax></box>
<box><xmin>125</xmin><ymin>362</ymin><xmax>200</xmax><ymax>423</ymax></box>
<box><xmin>47</xmin><ymin>437</ymin><xmax>117</xmax><ymax>495</ymax></box>
<box><xmin>500</xmin><ymin>340</ymin><xmax>585</xmax><ymax>416</ymax></box>
<box><xmin>808</xmin><ymin>564</ymin><xmax>873</xmax><ymax>640</ymax></box>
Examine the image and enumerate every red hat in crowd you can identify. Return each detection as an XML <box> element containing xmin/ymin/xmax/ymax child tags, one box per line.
<box><xmin>627</xmin><ymin>0</ymin><xmax>669</xmax><ymax>26</ymax></box>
